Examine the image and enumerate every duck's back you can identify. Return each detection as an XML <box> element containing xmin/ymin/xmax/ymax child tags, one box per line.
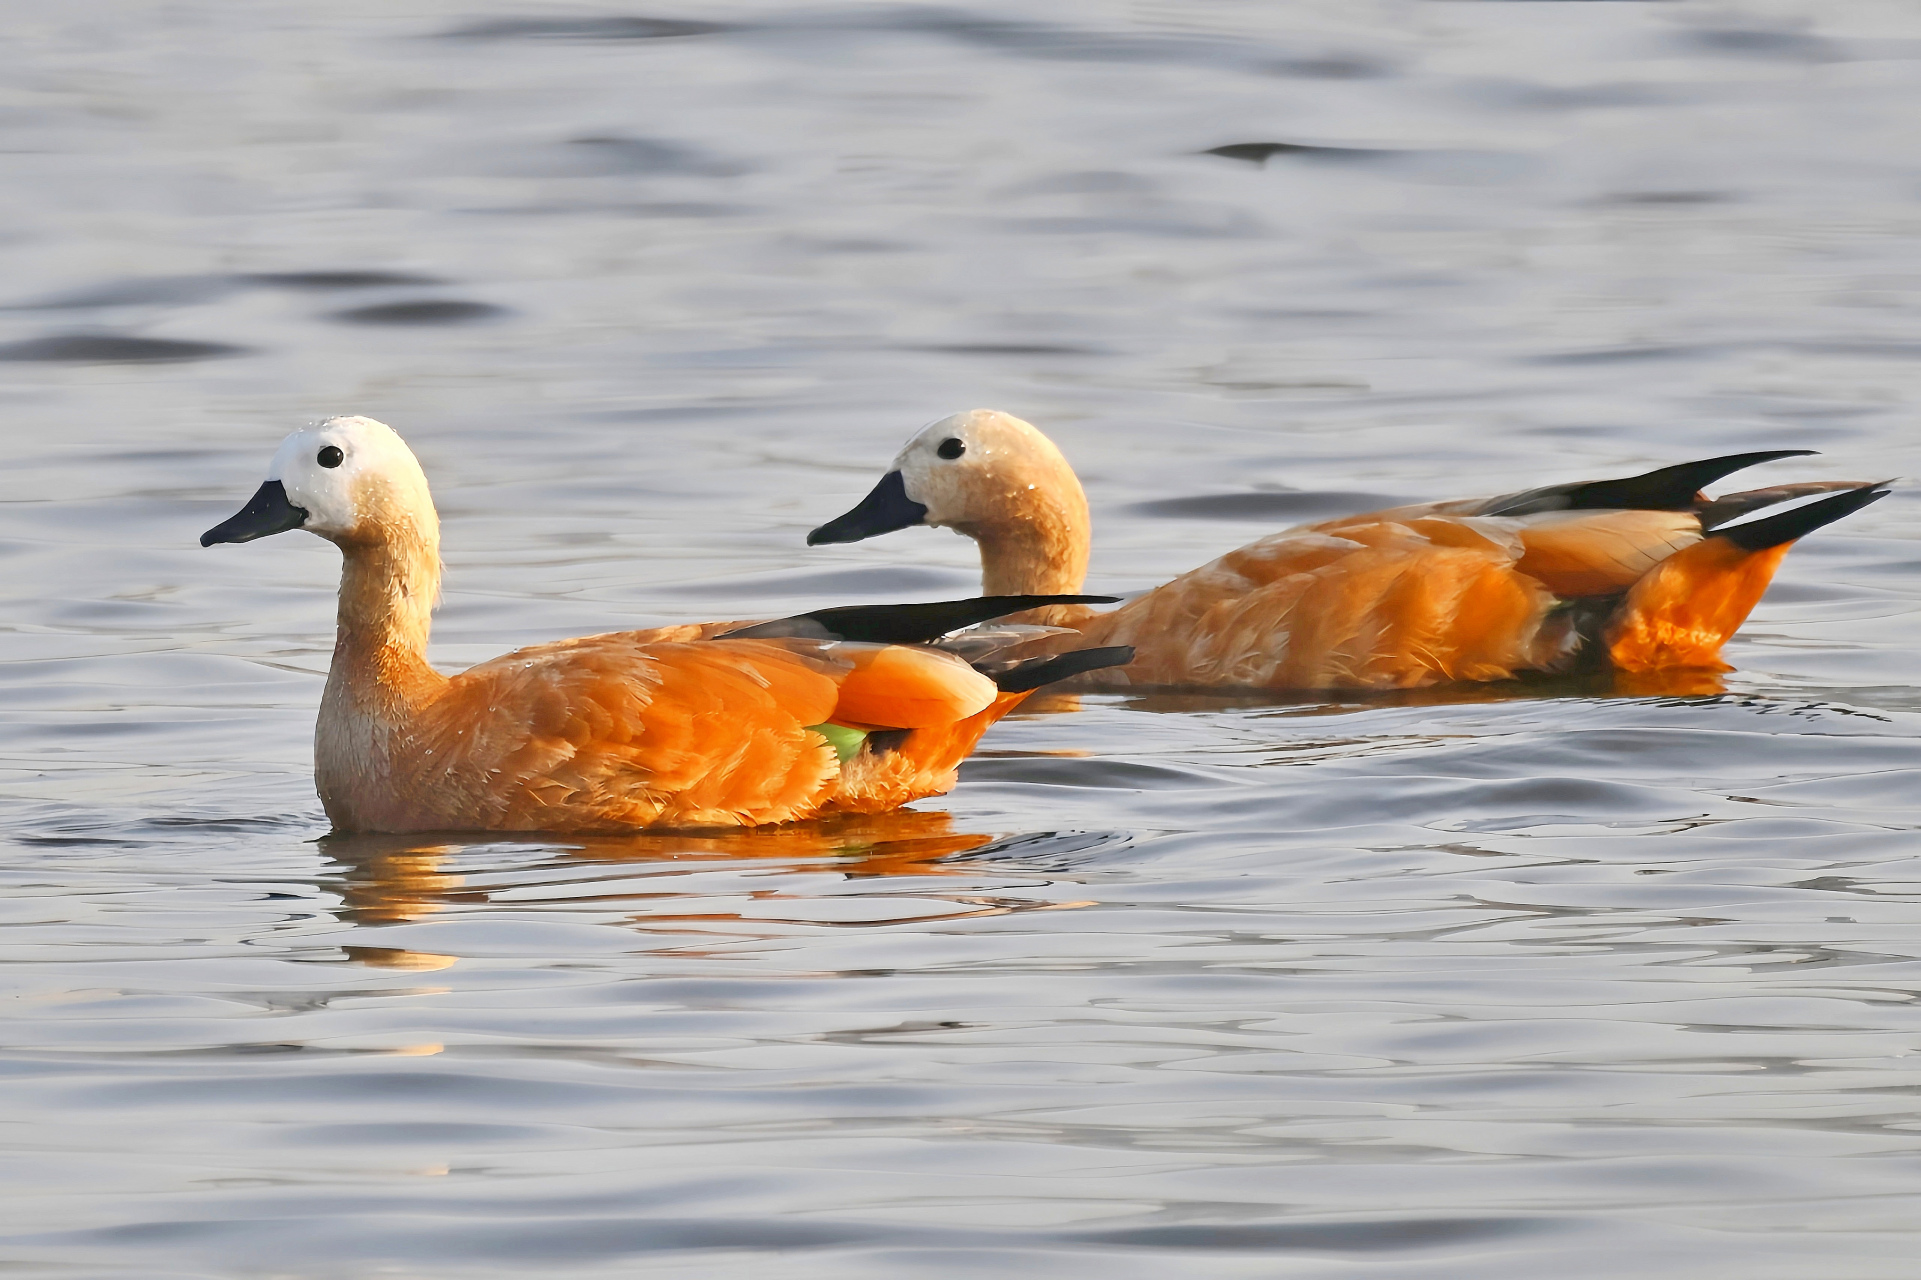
<box><xmin>1073</xmin><ymin>513</ymin><xmax>1573</xmax><ymax>689</ymax></box>
<box><xmin>1066</xmin><ymin>483</ymin><xmax>1877</xmax><ymax>691</ymax></box>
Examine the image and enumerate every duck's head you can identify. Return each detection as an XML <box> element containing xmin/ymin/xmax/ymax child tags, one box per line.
<box><xmin>201</xmin><ymin>416</ymin><xmax>436</xmax><ymax>550</ymax></box>
<box><xmin>808</xmin><ymin>409</ymin><xmax>1085</xmax><ymax>545</ymax></box>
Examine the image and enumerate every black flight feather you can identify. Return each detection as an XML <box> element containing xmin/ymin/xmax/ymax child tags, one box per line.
<box><xmin>1709</xmin><ymin>484</ymin><xmax>1889</xmax><ymax>551</ymax></box>
<box><xmin>980</xmin><ymin>646</ymin><xmax>1136</xmax><ymax>693</ymax></box>
<box><xmin>1479</xmin><ymin>450</ymin><xmax>1818</xmax><ymax>517</ymax></box>
<box><xmin>718</xmin><ymin>595</ymin><xmax>1118</xmax><ymax>645</ymax></box>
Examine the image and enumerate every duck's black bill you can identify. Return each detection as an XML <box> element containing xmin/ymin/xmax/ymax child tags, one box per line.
<box><xmin>201</xmin><ymin>480</ymin><xmax>308</xmax><ymax>547</ymax></box>
<box><xmin>807</xmin><ymin>470</ymin><xmax>927</xmax><ymax>545</ymax></box>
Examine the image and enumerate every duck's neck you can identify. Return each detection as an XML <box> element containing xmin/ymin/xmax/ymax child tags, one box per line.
<box><xmin>327</xmin><ymin>526</ymin><xmax>446</xmax><ymax>719</ymax></box>
<box><xmin>956</xmin><ymin>481</ymin><xmax>1094</xmax><ymax>626</ymax></box>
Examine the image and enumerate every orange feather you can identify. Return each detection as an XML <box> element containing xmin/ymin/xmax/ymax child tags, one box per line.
<box><xmin>202</xmin><ymin>417</ymin><xmax>1059</xmax><ymax>835</ymax></box>
<box><xmin>811</xmin><ymin>410</ymin><xmax>1881</xmax><ymax>691</ymax></box>
<box><xmin>1605</xmin><ymin>540</ymin><xmax>1794</xmax><ymax>673</ymax></box>
<box><xmin>827</xmin><ymin>643</ymin><xmax>998</xmax><ymax>729</ymax></box>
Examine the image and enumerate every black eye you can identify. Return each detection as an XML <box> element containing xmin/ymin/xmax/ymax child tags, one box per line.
<box><xmin>317</xmin><ymin>445</ymin><xmax>343</xmax><ymax>468</ymax></box>
<box><xmin>936</xmin><ymin>437</ymin><xmax>965</xmax><ymax>460</ymax></box>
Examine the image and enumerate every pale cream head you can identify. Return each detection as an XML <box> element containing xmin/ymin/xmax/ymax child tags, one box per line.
<box><xmin>266</xmin><ymin>416</ymin><xmax>436</xmax><ymax>545</ymax></box>
<box><xmin>892</xmin><ymin>409</ymin><xmax>1081</xmax><ymax>530</ymax></box>
<box><xmin>808</xmin><ymin>408</ymin><xmax>1092</xmax><ymax>597</ymax></box>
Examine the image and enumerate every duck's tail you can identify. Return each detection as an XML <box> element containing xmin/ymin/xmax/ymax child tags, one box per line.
<box><xmin>1602</xmin><ymin>482</ymin><xmax>1888</xmax><ymax>672</ymax></box>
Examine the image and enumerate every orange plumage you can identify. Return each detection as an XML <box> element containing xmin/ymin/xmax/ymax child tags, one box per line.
<box><xmin>810</xmin><ymin>410</ymin><xmax>1887</xmax><ymax>692</ymax></box>
<box><xmin>1603</xmin><ymin>539</ymin><xmax>1795</xmax><ymax>673</ymax></box>
<box><xmin>201</xmin><ymin>416</ymin><xmax>1103</xmax><ymax>835</ymax></box>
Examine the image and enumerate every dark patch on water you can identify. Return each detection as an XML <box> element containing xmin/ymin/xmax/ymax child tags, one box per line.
<box><xmin>1599</xmin><ymin>190</ymin><xmax>1730</xmax><ymax>206</ymax></box>
<box><xmin>0</xmin><ymin>334</ymin><xmax>248</xmax><ymax>363</ymax></box>
<box><xmin>244</xmin><ymin>270</ymin><xmax>445</xmax><ymax>290</ymax></box>
<box><xmin>1677</xmin><ymin>27</ymin><xmax>1842</xmax><ymax>61</ymax></box>
<box><xmin>1528</xmin><ymin>343</ymin><xmax>1721</xmax><ymax>365</ymax></box>
<box><xmin>23</xmin><ymin>1210</ymin><xmax>1561</xmax><ymax>1264</ymax></box>
<box><xmin>8</xmin><ymin>276</ymin><xmax>242</xmax><ymax>309</ymax></box>
<box><xmin>567</xmin><ymin>135</ymin><xmax>749</xmax><ymax>177</ymax></box>
<box><xmin>1077</xmin><ymin>1214</ymin><xmax>1557</xmax><ymax>1252</ymax></box>
<box><xmin>1264</xmin><ymin>55</ymin><xmax>1385</xmax><ymax>80</ymax></box>
<box><xmin>443</xmin><ymin>15</ymin><xmax>730</xmax><ymax>41</ymax></box>
<box><xmin>328</xmin><ymin>300</ymin><xmax>506</xmax><ymax>326</ymax></box>
<box><xmin>1204</xmin><ymin>142</ymin><xmax>1531</xmax><ymax>186</ymax></box>
<box><xmin>9</xmin><ymin>271</ymin><xmax>446</xmax><ymax>311</ymax></box>
<box><xmin>1204</xmin><ymin>141</ymin><xmax>1405</xmax><ymax>164</ymax></box>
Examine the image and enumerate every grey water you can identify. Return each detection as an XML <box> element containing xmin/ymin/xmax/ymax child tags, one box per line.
<box><xmin>4</xmin><ymin>1</ymin><xmax>1921</xmax><ymax>1276</ymax></box>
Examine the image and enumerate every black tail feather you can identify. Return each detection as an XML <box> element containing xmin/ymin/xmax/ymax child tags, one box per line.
<box><xmin>985</xmin><ymin>646</ymin><xmax>1135</xmax><ymax>693</ymax></box>
<box><xmin>719</xmin><ymin>595</ymin><xmax>1118</xmax><ymax>645</ymax></box>
<box><xmin>1482</xmin><ymin>450</ymin><xmax>1818</xmax><ymax>516</ymax></box>
<box><xmin>1712</xmin><ymin>484</ymin><xmax>1889</xmax><ymax>551</ymax></box>
<box><xmin>1698</xmin><ymin>480</ymin><xmax>1874</xmax><ymax>531</ymax></box>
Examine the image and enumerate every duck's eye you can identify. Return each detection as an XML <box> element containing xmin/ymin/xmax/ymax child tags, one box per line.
<box><xmin>936</xmin><ymin>437</ymin><xmax>965</xmax><ymax>460</ymax></box>
<box><xmin>317</xmin><ymin>445</ymin><xmax>344</xmax><ymax>468</ymax></box>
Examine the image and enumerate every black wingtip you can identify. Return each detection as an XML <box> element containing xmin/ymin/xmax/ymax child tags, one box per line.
<box><xmin>1483</xmin><ymin>449</ymin><xmax>1823</xmax><ymax>516</ymax></box>
<box><xmin>720</xmin><ymin>595</ymin><xmax>1120</xmax><ymax>645</ymax></box>
<box><xmin>1712</xmin><ymin>484</ymin><xmax>1888</xmax><ymax>552</ymax></box>
<box><xmin>987</xmin><ymin>646</ymin><xmax>1135</xmax><ymax>693</ymax></box>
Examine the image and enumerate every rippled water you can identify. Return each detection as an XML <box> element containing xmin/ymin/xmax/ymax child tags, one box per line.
<box><xmin>5</xmin><ymin>2</ymin><xmax>1921</xmax><ymax>1275</ymax></box>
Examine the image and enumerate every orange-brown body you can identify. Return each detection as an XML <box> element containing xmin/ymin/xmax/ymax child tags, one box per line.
<box><xmin>207</xmin><ymin>416</ymin><xmax>1049</xmax><ymax>836</ymax></box>
<box><xmin>813</xmin><ymin>410</ymin><xmax>1881</xmax><ymax>693</ymax></box>
<box><xmin>314</xmin><ymin>535</ymin><xmax>1029</xmax><ymax>834</ymax></box>
<box><xmin>1054</xmin><ymin>505</ymin><xmax>1805</xmax><ymax>689</ymax></box>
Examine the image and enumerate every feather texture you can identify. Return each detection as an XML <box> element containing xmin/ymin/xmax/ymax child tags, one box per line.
<box><xmin>205</xmin><ymin>417</ymin><xmax>1102</xmax><ymax>835</ymax></box>
<box><xmin>810</xmin><ymin>410</ymin><xmax>1883</xmax><ymax>691</ymax></box>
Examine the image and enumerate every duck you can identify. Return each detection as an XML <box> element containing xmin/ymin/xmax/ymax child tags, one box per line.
<box><xmin>200</xmin><ymin>416</ymin><xmax>1129</xmax><ymax>834</ymax></box>
<box><xmin>807</xmin><ymin>409</ymin><xmax>1888</xmax><ymax>691</ymax></box>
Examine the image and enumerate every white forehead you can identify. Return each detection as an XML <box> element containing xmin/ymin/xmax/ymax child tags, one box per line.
<box><xmin>266</xmin><ymin>415</ymin><xmax>414</xmax><ymax>478</ymax></box>
<box><xmin>897</xmin><ymin>409</ymin><xmax>1032</xmax><ymax>461</ymax></box>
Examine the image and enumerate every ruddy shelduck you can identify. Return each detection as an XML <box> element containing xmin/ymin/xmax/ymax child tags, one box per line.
<box><xmin>809</xmin><ymin>409</ymin><xmax>1888</xmax><ymax>691</ymax></box>
<box><xmin>200</xmin><ymin>416</ymin><xmax>1128</xmax><ymax>833</ymax></box>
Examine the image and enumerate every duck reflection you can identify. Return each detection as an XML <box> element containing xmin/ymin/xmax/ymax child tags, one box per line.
<box><xmin>318</xmin><ymin>809</ymin><xmax>1012</xmax><ymax>958</ymax></box>
<box><xmin>1121</xmin><ymin>664</ymin><xmax>1729</xmax><ymax>717</ymax></box>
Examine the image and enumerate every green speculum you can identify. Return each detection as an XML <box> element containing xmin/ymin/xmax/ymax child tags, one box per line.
<box><xmin>807</xmin><ymin>722</ymin><xmax>868</xmax><ymax>763</ymax></box>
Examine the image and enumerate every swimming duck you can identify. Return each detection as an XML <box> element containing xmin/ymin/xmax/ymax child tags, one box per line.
<box><xmin>808</xmin><ymin>409</ymin><xmax>1887</xmax><ymax>691</ymax></box>
<box><xmin>200</xmin><ymin>416</ymin><xmax>1128</xmax><ymax>833</ymax></box>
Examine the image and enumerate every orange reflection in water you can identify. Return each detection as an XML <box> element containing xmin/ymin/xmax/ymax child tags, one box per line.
<box><xmin>1121</xmin><ymin>664</ymin><xmax>1730</xmax><ymax>717</ymax></box>
<box><xmin>317</xmin><ymin>809</ymin><xmax>1014</xmax><ymax>960</ymax></box>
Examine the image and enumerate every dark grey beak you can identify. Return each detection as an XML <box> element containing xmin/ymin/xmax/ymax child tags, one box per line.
<box><xmin>201</xmin><ymin>480</ymin><xmax>308</xmax><ymax>547</ymax></box>
<box><xmin>807</xmin><ymin>470</ymin><xmax>929</xmax><ymax>545</ymax></box>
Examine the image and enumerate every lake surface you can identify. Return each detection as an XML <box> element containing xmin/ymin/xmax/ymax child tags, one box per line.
<box><xmin>4</xmin><ymin>1</ymin><xmax>1921</xmax><ymax>1275</ymax></box>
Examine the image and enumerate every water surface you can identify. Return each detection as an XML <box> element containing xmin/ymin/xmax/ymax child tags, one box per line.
<box><xmin>4</xmin><ymin>2</ymin><xmax>1921</xmax><ymax>1276</ymax></box>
